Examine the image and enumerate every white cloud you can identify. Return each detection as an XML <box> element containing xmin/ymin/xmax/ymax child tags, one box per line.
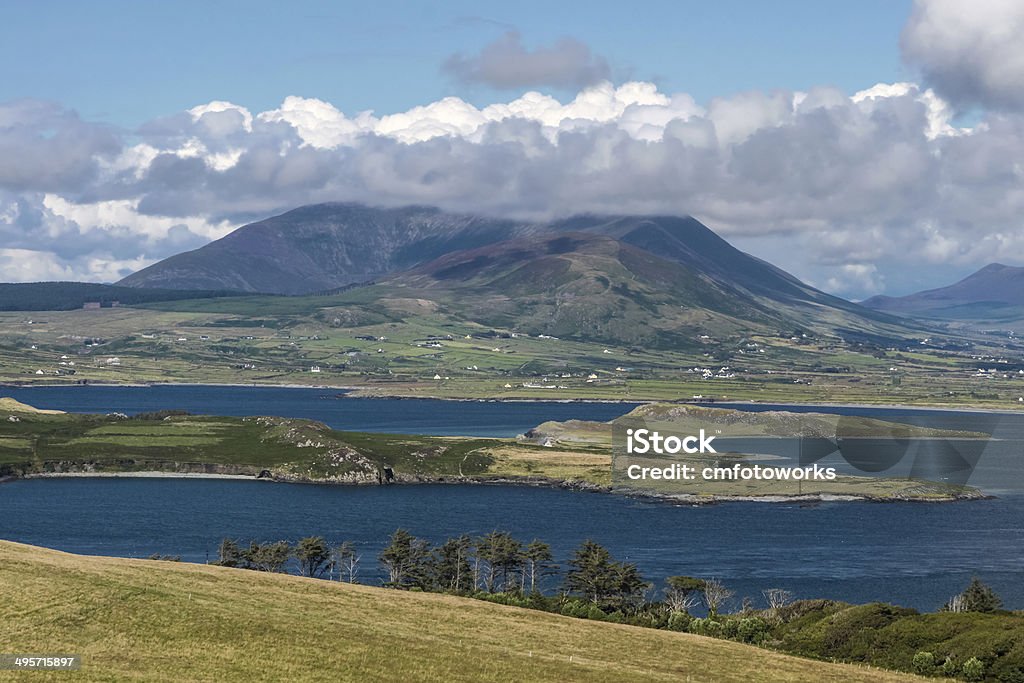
<box><xmin>902</xmin><ymin>0</ymin><xmax>1024</xmax><ymax>111</ymax></box>
<box><xmin>826</xmin><ymin>264</ymin><xmax>885</xmax><ymax>297</ymax></box>
<box><xmin>2</xmin><ymin>75</ymin><xmax>1024</xmax><ymax>298</ymax></box>
<box><xmin>0</xmin><ymin>248</ymin><xmax>151</xmax><ymax>283</ymax></box>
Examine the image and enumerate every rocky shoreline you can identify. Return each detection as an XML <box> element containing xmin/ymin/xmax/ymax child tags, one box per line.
<box><xmin>6</xmin><ymin>461</ymin><xmax>989</xmax><ymax>505</ymax></box>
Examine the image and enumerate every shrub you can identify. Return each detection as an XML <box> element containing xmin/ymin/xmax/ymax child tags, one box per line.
<box><xmin>560</xmin><ymin>599</ymin><xmax>590</xmax><ymax>618</ymax></box>
<box><xmin>961</xmin><ymin>657</ymin><xmax>985</xmax><ymax>681</ymax></box>
<box><xmin>737</xmin><ymin>617</ymin><xmax>769</xmax><ymax>644</ymax></box>
<box><xmin>940</xmin><ymin>656</ymin><xmax>958</xmax><ymax>677</ymax></box>
<box><xmin>721</xmin><ymin>619</ymin><xmax>740</xmax><ymax>639</ymax></box>
<box><xmin>912</xmin><ymin>651</ymin><xmax>935</xmax><ymax>674</ymax></box>
<box><xmin>689</xmin><ymin>618</ymin><xmax>724</xmax><ymax>638</ymax></box>
<box><xmin>667</xmin><ymin>611</ymin><xmax>691</xmax><ymax>632</ymax></box>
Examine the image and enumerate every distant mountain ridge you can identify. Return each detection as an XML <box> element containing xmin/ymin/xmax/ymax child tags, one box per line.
<box><xmin>863</xmin><ymin>263</ymin><xmax>1024</xmax><ymax>322</ymax></box>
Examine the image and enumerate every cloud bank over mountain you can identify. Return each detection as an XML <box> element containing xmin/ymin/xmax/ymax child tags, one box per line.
<box><xmin>1</xmin><ymin>0</ymin><xmax>1023</xmax><ymax>298</ymax></box>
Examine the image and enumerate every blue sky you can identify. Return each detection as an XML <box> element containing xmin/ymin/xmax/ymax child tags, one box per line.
<box><xmin>1</xmin><ymin>0</ymin><xmax>1023</xmax><ymax>298</ymax></box>
<box><xmin>3</xmin><ymin>0</ymin><xmax>912</xmax><ymax>127</ymax></box>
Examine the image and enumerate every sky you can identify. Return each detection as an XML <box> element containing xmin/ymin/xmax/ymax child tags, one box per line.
<box><xmin>1</xmin><ymin>0</ymin><xmax>1022</xmax><ymax>298</ymax></box>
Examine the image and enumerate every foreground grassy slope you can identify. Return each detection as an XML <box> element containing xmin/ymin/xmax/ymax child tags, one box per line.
<box><xmin>0</xmin><ymin>541</ymin><xmax>920</xmax><ymax>682</ymax></box>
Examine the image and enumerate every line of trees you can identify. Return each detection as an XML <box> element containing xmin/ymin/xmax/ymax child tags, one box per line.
<box><xmin>208</xmin><ymin>530</ymin><xmax>1005</xmax><ymax>625</ymax></box>
<box><xmin>213</xmin><ymin>537</ymin><xmax>361</xmax><ymax>582</ymax></box>
<box><xmin>208</xmin><ymin>529</ymin><xmax>765</xmax><ymax>618</ymax></box>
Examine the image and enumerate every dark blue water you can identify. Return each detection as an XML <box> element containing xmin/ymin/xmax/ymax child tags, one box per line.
<box><xmin>0</xmin><ymin>385</ymin><xmax>637</xmax><ymax>436</ymax></box>
<box><xmin>2</xmin><ymin>386</ymin><xmax>1023</xmax><ymax>611</ymax></box>
<box><xmin>1</xmin><ymin>478</ymin><xmax>1021</xmax><ymax>612</ymax></box>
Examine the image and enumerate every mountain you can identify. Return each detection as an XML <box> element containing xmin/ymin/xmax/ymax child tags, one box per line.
<box><xmin>383</xmin><ymin>232</ymin><xmax>778</xmax><ymax>347</ymax></box>
<box><xmin>361</xmin><ymin>230</ymin><xmax>908</xmax><ymax>347</ymax></box>
<box><xmin>118</xmin><ymin>202</ymin><xmax>912</xmax><ymax>344</ymax></box>
<box><xmin>119</xmin><ymin>204</ymin><xmax>534</xmax><ymax>294</ymax></box>
<box><xmin>120</xmin><ymin>203</ymin><xmax>887</xmax><ymax>314</ymax></box>
<box><xmin>863</xmin><ymin>263</ymin><xmax>1024</xmax><ymax>322</ymax></box>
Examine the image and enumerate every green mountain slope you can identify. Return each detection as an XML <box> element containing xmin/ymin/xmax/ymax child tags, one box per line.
<box><xmin>372</xmin><ymin>232</ymin><xmax>917</xmax><ymax>347</ymax></box>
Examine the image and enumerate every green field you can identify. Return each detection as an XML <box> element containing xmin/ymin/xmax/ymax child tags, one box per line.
<box><xmin>1</xmin><ymin>291</ymin><xmax>1023</xmax><ymax>409</ymax></box>
<box><xmin>0</xmin><ymin>540</ymin><xmax>921</xmax><ymax>682</ymax></box>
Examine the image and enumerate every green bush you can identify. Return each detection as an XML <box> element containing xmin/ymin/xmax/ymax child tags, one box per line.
<box><xmin>586</xmin><ymin>604</ymin><xmax>607</xmax><ymax>621</ymax></box>
<box><xmin>560</xmin><ymin>599</ymin><xmax>590</xmax><ymax>618</ymax></box>
<box><xmin>737</xmin><ymin>617</ymin><xmax>769</xmax><ymax>644</ymax></box>
<box><xmin>940</xmin><ymin>656</ymin><xmax>958</xmax><ymax>677</ymax></box>
<box><xmin>912</xmin><ymin>651</ymin><xmax>935</xmax><ymax>674</ymax></box>
<box><xmin>961</xmin><ymin>657</ymin><xmax>985</xmax><ymax>681</ymax></box>
<box><xmin>689</xmin><ymin>618</ymin><xmax>724</xmax><ymax>638</ymax></box>
<box><xmin>667</xmin><ymin>611</ymin><xmax>691</xmax><ymax>632</ymax></box>
<box><xmin>721</xmin><ymin>619</ymin><xmax>740</xmax><ymax>639</ymax></box>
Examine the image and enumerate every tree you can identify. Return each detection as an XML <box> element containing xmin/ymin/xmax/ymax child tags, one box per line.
<box><xmin>701</xmin><ymin>578</ymin><xmax>734</xmax><ymax>618</ymax></box>
<box><xmin>762</xmin><ymin>588</ymin><xmax>794</xmax><ymax>623</ymax></box>
<box><xmin>335</xmin><ymin>541</ymin><xmax>360</xmax><ymax>583</ymax></box>
<box><xmin>609</xmin><ymin>561</ymin><xmax>649</xmax><ymax>612</ymax></box>
<box><xmin>245</xmin><ymin>540</ymin><xmax>291</xmax><ymax>573</ymax></box>
<box><xmin>433</xmin><ymin>535</ymin><xmax>473</xmax><ymax>593</ymax></box>
<box><xmin>943</xmin><ymin>577</ymin><xmax>1002</xmax><ymax>613</ymax></box>
<box><xmin>214</xmin><ymin>539</ymin><xmax>244</xmax><ymax>568</ymax></box>
<box><xmin>565</xmin><ymin>540</ymin><xmax>648</xmax><ymax>611</ymax></box>
<box><xmin>664</xmin><ymin>576</ymin><xmax>705</xmax><ymax>614</ymax></box>
<box><xmin>523</xmin><ymin>540</ymin><xmax>557</xmax><ymax>595</ymax></box>
<box><xmin>475</xmin><ymin>531</ymin><xmax>523</xmax><ymax>593</ymax></box>
<box><xmin>294</xmin><ymin>536</ymin><xmax>332</xmax><ymax>578</ymax></box>
<box><xmin>379</xmin><ymin>529</ymin><xmax>431</xmax><ymax>589</ymax></box>
<box><xmin>565</xmin><ymin>540</ymin><xmax>617</xmax><ymax>606</ymax></box>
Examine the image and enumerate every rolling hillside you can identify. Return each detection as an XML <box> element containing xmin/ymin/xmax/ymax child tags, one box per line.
<box><xmin>0</xmin><ymin>540</ymin><xmax>919</xmax><ymax>682</ymax></box>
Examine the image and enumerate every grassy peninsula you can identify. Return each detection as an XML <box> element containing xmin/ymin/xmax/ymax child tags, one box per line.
<box><xmin>0</xmin><ymin>399</ymin><xmax>986</xmax><ymax>501</ymax></box>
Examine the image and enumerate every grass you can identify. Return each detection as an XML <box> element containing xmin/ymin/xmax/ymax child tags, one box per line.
<box><xmin>0</xmin><ymin>540</ymin><xmax>922</xmax><ymax>682</ymax></box>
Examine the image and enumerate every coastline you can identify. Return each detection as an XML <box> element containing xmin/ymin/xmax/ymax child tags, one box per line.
<box><xmin>3</xmin><ymin>379</ymin><xmax>1023</xmax><ymax>412</ymax></box>
<box><xmin>23</xmin><ymin>471</ymin><xmax>262</xmax><ymax>481</ymax></box>
<box><xmin>7</xmin><ymin>469</ymin><xmax>990</xmax><ymax>504</ymax></box>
